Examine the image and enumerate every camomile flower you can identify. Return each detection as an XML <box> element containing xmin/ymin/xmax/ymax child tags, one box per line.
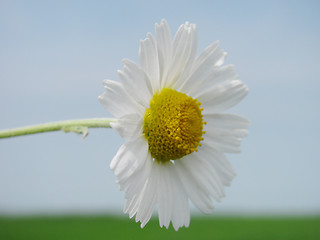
<box><xmin>99</xmin><ymin>19</ymin><xmax>249</xmax><ymax>230</ymax></box>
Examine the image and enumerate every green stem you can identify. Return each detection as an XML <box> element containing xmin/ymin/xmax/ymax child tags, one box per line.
<box><xmin>0</xmin><ymin>118</ymin><xmax>116</xmax><ymax>139</ymax></box>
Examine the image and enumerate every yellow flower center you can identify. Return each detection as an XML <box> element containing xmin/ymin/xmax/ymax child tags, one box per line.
<box><xmin>143</xmin><ymin>88</ymin><xmax>205</xmax><ymax>163</ymax></box>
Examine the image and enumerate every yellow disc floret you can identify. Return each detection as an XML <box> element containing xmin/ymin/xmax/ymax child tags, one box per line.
<box><xmin>143</xmin><ymin>88</ymin><xmax>205</xmax><ymax>163</ymax></box>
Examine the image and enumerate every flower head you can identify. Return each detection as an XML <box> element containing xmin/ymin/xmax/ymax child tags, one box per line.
<box><xmin>99</xmin><ymin>19</ymin><xmax>249</xmax><ymax>230</ymax></box>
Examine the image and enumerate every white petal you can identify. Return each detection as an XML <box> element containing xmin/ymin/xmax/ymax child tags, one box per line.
<box><xmin>122</xmin><ymin>155</ymin><xmax>153</xmax><ymax>217</ymax></box>
<box><xmin>125</xmin><ymin>157</ymin><xmax>155</xmax><ymax>226</ymax></box>
<box><xmin>139</xmin><ymin>33</ymin><xmax>160</xmax><ymax>92</ymax></box>
<box><xmin>199</xmin><ymin>80</ymin><xmax>249</xmax><ymax>113</ymax></box>
<box><xmin>185</xmin><ymin>64</ymin><xmax>238</xmax><ymax>97</ymax></box>
<box><xmin>155</xmin><ymin>19</ymin><xmax>173</xmax><ymax>89</ymax></box>
<box><xmin>204</xmin><ymin>135</ymin><xmax>242</xmax><ymax>153</ymax></box>
<box><xmin>180</xmin><ymin>153</ymin><xmax>225</xmax><ymax>201</ymax></box>
<box><xmin>193</xmin><ymin>41</ymin><xmax>226</xmax><ymax>70</ymax></box>
<box><xmin>204</xmin><ymin>113</ymin><xmax>249</xmax><ymax>131</ymax></box>
<box><xmin>179</xmin><ymin>41</ymin><xmax>228</xmax><ymax>95</ymax></box>
<box><xmin>98</xmin><ymin>80</ymin><xmax>144</xmax><ymax>118</ymax></box>
<box><xmin>125</xmin><ymin>161</ymin><xmax>188</xmax><ymax>230</ymax></box>
<box><xmin>120</xmin><ymin>154</ymin><xmax>153</xmax><ymax>200</ymax></box>
<box><xmin>124</xmin><ymin>193</ymin><xmax>140</xmax><ymax>218</ymax></box>
<box><xmin>170</xmin><ymin>170</ymin><xmax>190</xmax><ymax>230</ymax></box>
<box><xmin>175</xmin><ymin>159</ymin><xmax>214</xmax><ymax>213</ymax></box>
<box><xmin>175</xmin><ymin>23</ymin><xmax>198</xmax><ymax>90</ymax></box>
<box><xmin>118</xmin><ymin>59</ymin><xmax>153</xmax><ymax>107</ymax></box>
<box><xmin>200</xmin><ymin>143</ymin><xmax>236</xmax><ymax>186</ymax></box>
<box><xmin>110</xmin><ymin>137</ymin><xmax>148</xmax><ymax>181</ymax></box>
<box><xmin>165</xmin><ymin>22</ymin><xmax>197</xmax><ymax>89</ymax></box>
<box><xmin>203</xmin><ymin>113</ymin><xmax>248</xmax><ymax>153</ymax></box>
<box><xmin>156</xmin><ymin>162</ymin><xmax>190</xmax><ymax>230</ymax></box>
<box><xmin>136</xmin><ymin>172</ymin><xmax>158</xmax><ymax>228</ymax></box>
<box><xmin>157</xmin><ymin>163</ymin><xmax>173</xmax><ymax>228</ymax></box>
<box><xmin>110</xmin><ymin>113</ymin><xmax>143</xmax><ymax>141</ymax></box>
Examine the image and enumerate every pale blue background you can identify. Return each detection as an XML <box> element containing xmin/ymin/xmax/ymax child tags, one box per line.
<box><xmin>0</xmin><ymin>0</ymin><xmax>319</xmax><ymax>216</ymax></box>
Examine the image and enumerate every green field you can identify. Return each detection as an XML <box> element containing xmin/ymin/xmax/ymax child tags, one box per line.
<box><xmin>0</xmin><ymin>215</ymin><xmax>319</xmax><ymax>240</ymax></box>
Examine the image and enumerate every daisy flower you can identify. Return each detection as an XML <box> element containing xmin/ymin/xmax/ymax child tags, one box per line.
<box><xmin>99</xmin><ymin>19</ymin><xmax>249</xmax><ymax>230</ymax></box>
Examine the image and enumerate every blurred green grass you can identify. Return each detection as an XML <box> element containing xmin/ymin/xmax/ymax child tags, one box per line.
<box><xmin>0</xmin><ymin>215</ymin><xmax>319</xmax><ymax>240</ymax></box>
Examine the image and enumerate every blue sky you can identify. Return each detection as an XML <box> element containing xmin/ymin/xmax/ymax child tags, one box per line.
<box><xmin>0</xmin><ymin>0</ymin><xmax>319</xmax><ymax>215</ymax></box>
